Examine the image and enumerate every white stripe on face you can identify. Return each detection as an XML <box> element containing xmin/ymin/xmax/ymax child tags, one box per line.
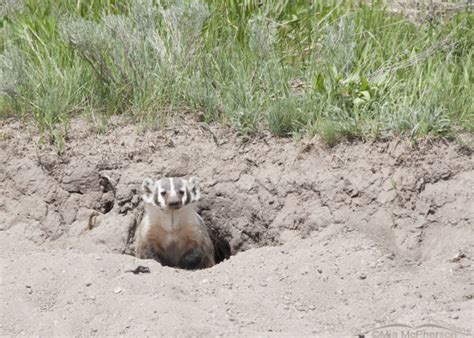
<box><xmin>156</xmin><ymin>179</ymin><xmax>167</xmax><ymax>207</ymax></box>
<box><xmin>174</xmin><ymin>178</ymin><xmax>188</xmax><ymax>205</ymax></box>
<box><xmin>170</xmin><ymin>178</ymin><xmax>177</xmax><ymax>199</ymax></box>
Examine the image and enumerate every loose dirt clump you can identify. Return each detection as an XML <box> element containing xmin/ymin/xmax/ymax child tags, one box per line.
<box><xmin>1</xmin><ymin>117</ymin><xmax>473</xmax><ymax>336</ymax></box>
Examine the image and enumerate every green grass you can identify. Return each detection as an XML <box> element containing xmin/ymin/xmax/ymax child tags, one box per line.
<box><xmin>1</xmin><ymin>0</ymin><xmax>473</xmax><ymax>146</ymax></box>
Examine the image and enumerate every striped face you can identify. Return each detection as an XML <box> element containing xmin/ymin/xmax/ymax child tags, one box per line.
<box><xmin>142</xmin><ymin>177</ymin><xmax>201</xmax><ymax>210</ymax></box>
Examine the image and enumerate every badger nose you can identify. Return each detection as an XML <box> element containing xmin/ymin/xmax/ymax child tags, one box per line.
<box><xmin>168</xmin><ymin>201</ymin><xmax>181</xmax><ymax>208</ymax></box>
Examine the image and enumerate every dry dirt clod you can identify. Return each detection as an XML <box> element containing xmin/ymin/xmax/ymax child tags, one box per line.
<box><xmin>449</xmin><ymin>251</ymin><xmax>467</xmax><ymax>263</ymax></box>
<box><xmin>125</xmin><ymin>266</ymin><xmax>150</xmax><ymax>274</ymax></box>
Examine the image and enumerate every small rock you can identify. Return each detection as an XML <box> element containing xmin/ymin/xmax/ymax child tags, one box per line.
<box><xmin>299</xmin><ymin>267</ymin><xmax>309</xmax><ymax>275</ymax></box>
<box><xmin>85</xmin><ymin>282</ymin><xmax>92</xmax><ymax>287</ymax></box>
<box><xmin>449</xmin><ymin>251</ymin><xmax>467</xmax><ymax>263</ymax></box>
<box><xmin>126</xmin><ymin>266</ymin><xmax>150</xmax><ymax>274</ymax></box>
<box><xmin>358</xmin><ymin>273</ymin><xmax>367</xmax><ymax>280</ymax></box>
<box><xmin>317</xmin><ymin>268</ymin><xmax>323</xmax><ymax>274</ymax></box>
<box><xmin>449</xmin><ymin>314</ymin><xmax>459</xmax><ymax>320</ymax></box>
<box><xmin>113</xmin><ymin>287</ymin><xmax>122</xmax><ymax>294</ymax></box>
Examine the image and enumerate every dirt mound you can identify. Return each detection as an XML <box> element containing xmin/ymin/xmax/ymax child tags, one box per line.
<box><xmin>1</xmin><ymin>117</ymin><xmax>473</xmax><ymax>335</ymax></box>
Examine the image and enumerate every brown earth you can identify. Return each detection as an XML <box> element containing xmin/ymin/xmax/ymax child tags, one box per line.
<box><xmin>0</xmin><ymin>116</ymin><xmax>473</xmax><ymax>336</ymax></box>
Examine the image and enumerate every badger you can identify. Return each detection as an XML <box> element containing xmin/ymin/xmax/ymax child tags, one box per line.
<box><xmin>135</xmin><ymin>176</ymin><xmax>228</xmax><ymax>270</ymax></box>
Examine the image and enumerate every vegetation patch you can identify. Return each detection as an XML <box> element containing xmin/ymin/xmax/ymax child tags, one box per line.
<box><xmin>1</xmin><ymin>0</ymin><xmax>473</xmax><ymax>147</ymax></box>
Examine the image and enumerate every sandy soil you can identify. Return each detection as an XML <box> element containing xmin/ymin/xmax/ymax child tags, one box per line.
<box><xmin>1</xmin><ymin>116</ymin><xmax>473</xmax><ymax>336</ymax></box>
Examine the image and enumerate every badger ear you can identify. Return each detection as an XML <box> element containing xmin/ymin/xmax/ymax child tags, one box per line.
<box><xmin>188</xmin><ymin>176</ymin><xmax>201</xmax><ymax>202</ymax></box>
<box><xmin>142</xmin><ymin>178</ymin><xmax>155</xmax><ymax>204</ymax></box>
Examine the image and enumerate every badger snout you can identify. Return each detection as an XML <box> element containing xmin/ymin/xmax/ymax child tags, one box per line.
<box><xmin>168</xmin><ymin>200</ymin><xmax>182</xmax><ymax>209</ymax></box>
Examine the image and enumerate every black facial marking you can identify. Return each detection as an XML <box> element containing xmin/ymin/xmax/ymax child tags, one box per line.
<box><xmin>153</xmin><ymin>191</ymin><xmax>161</xmax><ymax>207</ymax></box>
<box><xmin>185</xmin><ymin>185</ymin><xmax>191</xmax><ymax>204</ymax></box>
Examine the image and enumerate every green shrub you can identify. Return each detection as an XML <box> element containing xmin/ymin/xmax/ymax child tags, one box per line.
<box><xmin>1</xmin><ymin>0</ymin><xmax>472</xmax><ymax>145</ymax></box>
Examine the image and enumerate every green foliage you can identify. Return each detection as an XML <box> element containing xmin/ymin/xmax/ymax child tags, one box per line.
<box><xmin>1</xmin><ymin>0</ymin><xmax>473</xmax><ymax>145</ymax></box>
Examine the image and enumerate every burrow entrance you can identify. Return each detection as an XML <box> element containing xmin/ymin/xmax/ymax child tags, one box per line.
<box><xmin>122</xmin><ymin>204</ymin><xmax>234</xmax><ymax>268</ymax></box>
<box><xmin>3</xmin><ymin>118</ymin><xmax>468</xmax><ymax>268</ymax></box>
<box><xmin>11</xmin><ymin>152</ymin><xmax>294</xmax><ymax>265</ymax></box>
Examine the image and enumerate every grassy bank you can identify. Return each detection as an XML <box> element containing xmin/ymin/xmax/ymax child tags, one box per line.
<box><xmin>1</xmin><ymin>0</ymin><xmax>473</xmax><ymax>147</ymax></box>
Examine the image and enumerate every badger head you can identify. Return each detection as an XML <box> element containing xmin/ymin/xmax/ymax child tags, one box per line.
<box><xmin>142</xmin><ymin>176</ymin><xmax>201</xmax><ymax>210</ymax></box>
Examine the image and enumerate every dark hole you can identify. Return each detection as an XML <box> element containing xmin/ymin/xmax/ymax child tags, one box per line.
<box><xmin>101</xmin><ymin>200</ymin><xmax>114</xmax><ymax>214</ymax></box>
<box><xmin>209</xmin><ymin>228</ymin><xmax>231</xmax><ymax>264</ymax></box>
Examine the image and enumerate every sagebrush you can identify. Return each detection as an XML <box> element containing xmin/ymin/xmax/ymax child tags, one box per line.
<box><xmin>1</xmin><ymin>0</ymin><xmax>473</xmax><ymax>146</ymax></box>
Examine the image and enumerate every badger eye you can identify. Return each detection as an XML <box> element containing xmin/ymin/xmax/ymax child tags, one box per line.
<box><xmin>178</xmin><ymin>190</ymin><xmax>185</xmax><ymax>196</ymax></box>
<box><xmin>160</xmin><ymin>191</ymin><xmax>166</xmax><ymax>196</ymax></box>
